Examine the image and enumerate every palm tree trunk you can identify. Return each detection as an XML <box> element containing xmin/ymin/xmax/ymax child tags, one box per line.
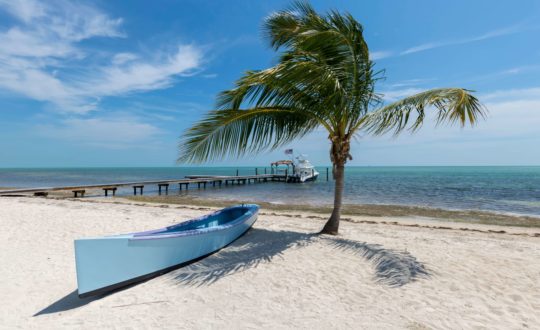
<box><xmin>320</xmin><ymin>163</ymin><xmax>345</xmax><ymax>235</ymax></box>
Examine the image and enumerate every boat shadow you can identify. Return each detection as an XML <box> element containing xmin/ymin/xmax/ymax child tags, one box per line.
<box><xmin>170</xmin><ymin>228</ymin><xmax>430</xmax><ymax>287</ymax></box>
<box><xmin>34</xmin><ymin>290</ymin><xmax>104</xmax><ymax>316</ymax></box>
<box><xmin>35</xmin><ymin>228</ymin><xmax>430</xmax><ymax>316</ymax></box>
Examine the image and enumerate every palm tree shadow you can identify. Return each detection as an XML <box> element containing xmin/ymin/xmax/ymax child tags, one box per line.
<box><xmin>171</xmin><ymin>228</ymin><xmax>431</xmax><ymax>287</ymax></box>
<box><xmin>322</xmin><ymin>237</ymin><xmax>431</xmax><ymax>287</ymax></box>
<box><xmin>170</xmin><ymin>228</ymin><xmax>316</xmax><ymax>286</ymax></box>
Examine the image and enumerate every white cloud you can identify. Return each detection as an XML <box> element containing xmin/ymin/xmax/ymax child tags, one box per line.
<box><xmin>370</xmin><ymin>50</ymin><xmax>393</xmax><ymax>60</ymax></box>
<box><xmin>480</xmin><ymin>87</ymin><xmax>540</xmax><ymax>102</ymax></box>
<box><xmin>401</xmin><ymin>24</ymin><xmax>527</xmax><ymax>55</ymax></box>
<box><xmin>365</xmin><ymin>24</ymin><xmax>528</xmax><ymax>61</ymax></box>
<box><xmin>112</xmin><ymin>53</ymin><xmax>138</xmax><ymax>65</ymax></box>
<box><xmin>0</xmin><ymin>67</ymin><xmax>73</xmax><ymax>104</ymax></box>
<box><xmin>0</xmin><ymin>27</ymin><xmax>77</xmax><ymax>58</ymax></box>
<box><xmin>0</xmin><ymin>0</ymin><xmax>47</xmax><ymax>23</ymax></box>
<box><xmin>386</xmin><ymin>78</ymin><xmax>436</xmax><ymax>88</ymax></box>
<box><xmin>87</xmin><ymin>46</ymin><xmax>201</xmax><ymax>97</ymax></box>
<box><xmin>202</xmin><ymin>73</ymin><xmax>218</xmax><ymax>78</ymax></box>
<box><xmin>380</xmin><ymin>88</ymin><xmax>424</xmax><ymax>102</ymax></box>
<box><xmin>36</xmin><ymin>115</ymin><xmax>163</xmax><ymax>148</ymax></box>
<box><xmin>0</xmin><ymin>0</ymin><xmax>202</xmax><ymax>113</ymax></box>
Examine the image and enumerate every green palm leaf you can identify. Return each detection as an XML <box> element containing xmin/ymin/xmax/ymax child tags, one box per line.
<box><xmin>178</xmin><ymin>107</ymin><xmax>318</xmax><ymax>163</ymax></box>
<box><xmin>363</xmin><ymin>88</ymin><xmax>487</xmax><ymax>135</ymax></box>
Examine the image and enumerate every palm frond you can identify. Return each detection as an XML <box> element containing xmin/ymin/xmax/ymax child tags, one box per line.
<box><xmin>178</xmin><ymin>107</ymin><xmax>318</xmax><ymax>163</ymax></box>
<box><xmin>215</xmin><ymin>57</ymin><xmax>350</xmax><ymax>133</ymax></box>
<box><xmin>262</xmin><ymin>3</ymin><xmax>377</xmax><ymax>135</ymax></box>
<box><xmin>362</xmin><ymin>88</ymin><xmax>487</xmax><ymax>135</ymax></box>
<box><xmin>263</xmin><ymin>1</ymin><xmax>318</xmax><ymax>50</ymax></box>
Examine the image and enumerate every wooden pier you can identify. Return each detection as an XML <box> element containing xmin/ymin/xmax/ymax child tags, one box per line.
<box><xmin>0</xmin><ymin>173</ymin><xmax>290</xmax><ymax>198</ymax></box>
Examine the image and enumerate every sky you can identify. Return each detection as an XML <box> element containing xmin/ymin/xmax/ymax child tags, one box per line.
<box><xmin>0</xmin><ymin>0</ymin><xmax>539</xmax><ymax>167</ymax></box>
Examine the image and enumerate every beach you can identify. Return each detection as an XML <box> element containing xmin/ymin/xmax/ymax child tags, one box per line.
<box><xmin>1</xmin><ymin>196</ymin><xmax>539</xmax><ymax>329</ymax></box>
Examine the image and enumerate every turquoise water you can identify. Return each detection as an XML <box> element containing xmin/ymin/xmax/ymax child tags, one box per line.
<box><xmin>1</xmin><ymin>166</ymin><xmax>539</xmax><ymax>216</ymax></box>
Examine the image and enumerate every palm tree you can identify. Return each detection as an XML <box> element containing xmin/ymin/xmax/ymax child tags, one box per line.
<box><xmin>178</xmin><ymin>1</ymin><xmax>486</xmax><ymax>235</ymax></box>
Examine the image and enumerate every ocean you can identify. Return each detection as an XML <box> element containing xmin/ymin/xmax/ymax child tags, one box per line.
<box><xmin>1</xmin><ymin>166</ymin><xmax>539</xmax><ymax>217</ymax></box>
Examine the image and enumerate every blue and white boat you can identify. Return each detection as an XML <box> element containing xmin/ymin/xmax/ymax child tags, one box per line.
<box><xmin>74</xmin><ymin>204</ymin><xmax>259</xmax><ymax>297</ymax></box>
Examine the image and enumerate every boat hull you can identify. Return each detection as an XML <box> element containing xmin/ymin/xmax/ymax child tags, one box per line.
<box><xmin>287</xmin><ymin>173</ymin><xmax>319</xmax><ymax>183</ymax></box>
<box><xmin>75</xmin><ymin>204</ymin><xmax>258</xmax><ymax>297</ymax></box>
<box><xmin>300</xmin><ymin>173</ymin><xmax>319</xmax><ymax>183</ymax></box>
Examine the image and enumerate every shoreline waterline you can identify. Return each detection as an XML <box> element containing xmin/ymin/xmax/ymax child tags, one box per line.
<box><xmin>122</xmin><ymin>195</ymin><xmax>540</xmax><ymax>228</ymax></box>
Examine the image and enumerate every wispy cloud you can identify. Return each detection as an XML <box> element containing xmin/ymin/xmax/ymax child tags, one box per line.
<box><xmin>380</xmin><ymin>88</ymin><xmax>424</xmax><ymax>102</ymax></box>
<box><xmin>0</xmin><ymin>0</ymin><xmax>203</xmax><ymax>113</ymax></box>
<box><xmin>372</xmin><ymin>23</ymin><xmax>532</xmax><ymax>61</ymax></box>
<box><xmin>35</xmin><ymin>114</ymin><xmax>163</xmax><ymax>148</ymax></box>
<box><xmin>202</xmin><ymin>73</ymin><xmax>218</xmax><ymax>78</ymax></box>
<box><xmin>0</xmin><ymin>0</ymin><xmax>48</xmax><ymax>23</ymax></box>
<box><xmin>112</xmin><ymin>53</ymin><xmax>139</xmax><ymax>65</ymax></box>
<box><xmin>82</xmin><ymin>45</ymin><xmax>201</xmax><ymax>97</ymax></box>
<box><xmin>480</xmin><ymin>86</ymin><xmax>540</xmax><ymax>102</ymax></box>
<box><xmin>385</xmin><ymin>78</ymin><xmax>436</xmax><ymax>88</ymax></box>
<box><xmin>370</xmin><ymin>50</ymin><xmax>393</xmax><ymax>60</ymax></box>
<box><xmin>401</xmin><ymin>24</ymin><xmax>528</xmax><ymax>55</ymax></box>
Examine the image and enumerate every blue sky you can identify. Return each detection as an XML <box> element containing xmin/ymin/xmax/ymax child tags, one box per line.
<box><xmin>0</xmin><ymin>0</ymin><xmax>539</xmax><ymax>167</ymax></box>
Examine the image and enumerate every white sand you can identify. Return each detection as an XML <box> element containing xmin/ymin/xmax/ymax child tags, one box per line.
<box><xmin>1</xmin><ymin>197</ymin><xmax>539</xmax><ymax>329</ymax></box>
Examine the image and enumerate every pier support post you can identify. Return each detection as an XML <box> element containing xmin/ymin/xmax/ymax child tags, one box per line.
<box><xmin>72</xmin><ymin>190</ymin><xmax>85</xmax><ymax>198</ymax></box>
<box><xmin>133</xmin><ymin>185</ymin><xmax>144</xmax><ymax>195</ymax></box>
<box><xmin>103</xmin><ymin>187</ymin><xmax>117</xmax><ymax>197</ymax></box>
<box><xmin>158</xmin><ymin>183</ymin><xmax>169</xmax><ymax>195</ymax></box>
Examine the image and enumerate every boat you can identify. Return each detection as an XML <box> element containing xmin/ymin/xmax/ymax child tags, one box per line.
<box><xmin>293</xmin><ymin>155</ymin><xmax>320</xmax><ymax>182</ymax></box>
<box><xmin>74</xmin><ymin>204</ymin><xmax>259</xmax><ymax>298</ymax></box>
<box><xmin>271</xmin><ymin>154</ymin><xmax>319</xmax><ymax>183</ymax></box>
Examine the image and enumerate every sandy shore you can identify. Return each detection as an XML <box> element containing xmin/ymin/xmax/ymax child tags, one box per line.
<box><xmin>1</xmin><ymin>197</ymin><xmax>539</xmax><ymax>329</ymax></box>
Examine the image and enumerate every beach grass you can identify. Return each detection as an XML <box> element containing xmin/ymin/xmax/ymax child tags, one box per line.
<box><xmin>125</xmin><ymin>195</ymin><xmax>540</xmax><ymax>228</ymax></box>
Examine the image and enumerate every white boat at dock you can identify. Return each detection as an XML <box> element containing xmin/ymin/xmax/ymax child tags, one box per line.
<box><xmin>271</xmin><ymin>153</ymin><xmax>319</xmax><ymax>183</ymax></box>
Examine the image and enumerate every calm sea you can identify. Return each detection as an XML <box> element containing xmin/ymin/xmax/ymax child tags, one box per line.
<box><xmin>1</xmin><ymin>166</ymin><xmax>539</xmax><ymax>216</ymax></box>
